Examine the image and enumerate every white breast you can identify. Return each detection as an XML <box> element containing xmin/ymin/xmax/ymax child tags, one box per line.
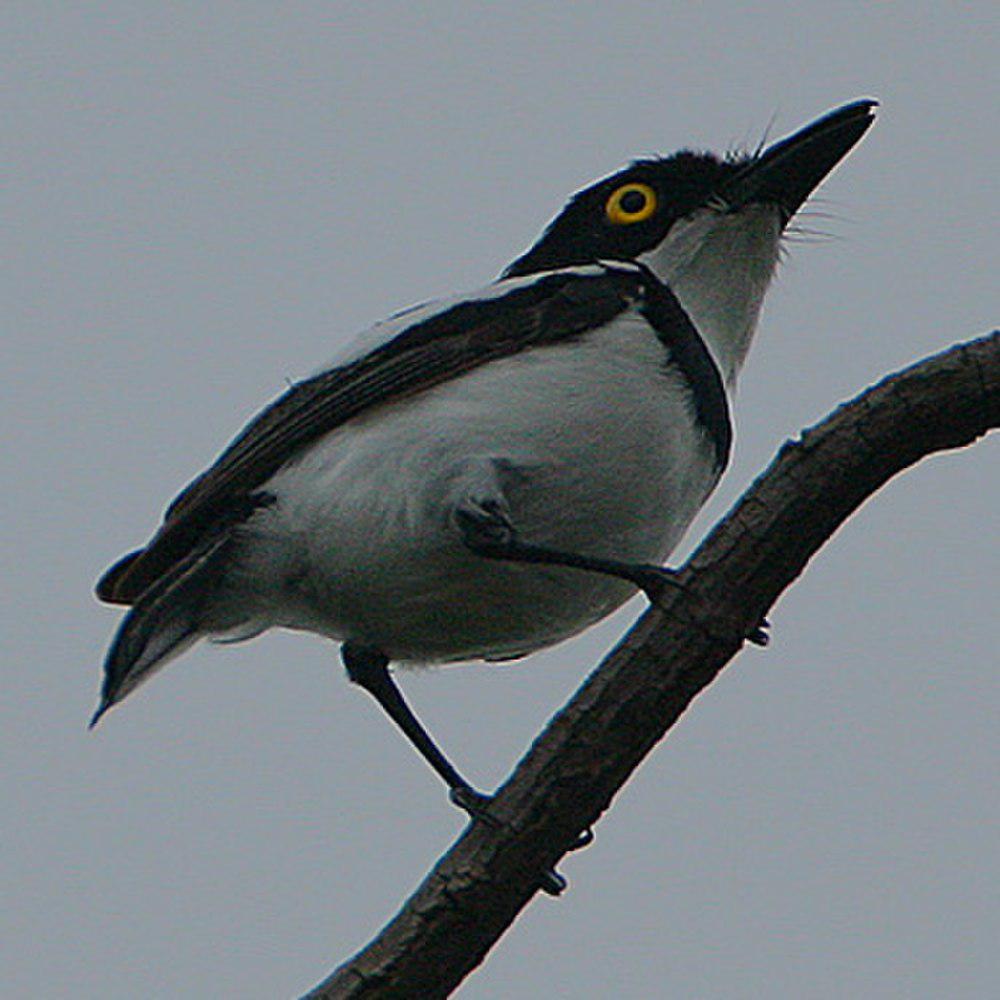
<box><xmin>214</xmin><ymin>307</ymin><xmax>723</xmax><ymax>663</ymax></box>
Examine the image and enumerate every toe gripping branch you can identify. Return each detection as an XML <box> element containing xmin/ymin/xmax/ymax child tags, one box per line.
<box><xmin>450</xmin><ymin>785</ymin><xmax>592</xmax><ymax>897</ymax></box>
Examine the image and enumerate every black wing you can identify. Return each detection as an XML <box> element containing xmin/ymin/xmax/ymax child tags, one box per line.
<box><xmin>97</xmin><ymin>268</ymin><xmax>639</xmax><ymax>604</ymax></box>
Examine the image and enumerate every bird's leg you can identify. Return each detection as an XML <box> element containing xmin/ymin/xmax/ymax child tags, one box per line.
<box><xmin>455</xmin><ymin>498</ymin><xmax>686</xmax><ymax>602</ymax></box>
<box><xmin>456</xmin><ymin>498</ymin><xmax>769</xmax><ymax>647</ymax></box>
<box><xmin>342</xmin><ymin>642</ymin><xmax>487</xmax><ymax>811</ymax></box>
<box><xmin>341</xmin><ymin>641</ymin><xmax>572</xmax><ymax>896</ymax></box>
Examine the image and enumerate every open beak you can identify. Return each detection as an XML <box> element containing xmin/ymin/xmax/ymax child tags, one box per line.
<box><xmin>719</xmin><ymin>99</ymin><xmax>878</xmax><ymax>221</ymax></box>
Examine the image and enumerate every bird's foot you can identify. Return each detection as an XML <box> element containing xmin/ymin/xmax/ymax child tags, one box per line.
<box><xmin>449</xmin><ymin>784</ymin><xmax>500</xmax><ymax>826</ymax></box>
<box><xmin>449</xmin><ymin>784</ymin><xmax>582</xmax><ymax>897</ymax></box>
<box><xmin>626</xmin><ymin>564</ymin><xmax>687</xmax><ymax>602</ymax></box>
<box><xmin>635</xmin><ymin>569</ymin><xmax>771</xmax><ymax>647</ymax></box>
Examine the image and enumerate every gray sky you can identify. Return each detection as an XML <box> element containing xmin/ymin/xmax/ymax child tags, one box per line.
<box><xmin>3</xmin><ymin>4</ymin><xmax>997</xmax><ymax>998</ymax></box>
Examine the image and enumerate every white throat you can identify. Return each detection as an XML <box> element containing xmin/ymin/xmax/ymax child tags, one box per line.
<box><xmin>639</xmin><ymin>205</ymin><xmax>782</xmax><ymax>385</ymax></box>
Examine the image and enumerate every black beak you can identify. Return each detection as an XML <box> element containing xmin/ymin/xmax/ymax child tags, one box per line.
<box><xmin>719</xmin><ymin>99</ymin><xmax>878</xmax><ymax>220</ymax></box>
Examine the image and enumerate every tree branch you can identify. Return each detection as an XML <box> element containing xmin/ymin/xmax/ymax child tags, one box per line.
<box><xmin>304</xmin><ymin>331</ymin><xmax>999</xmax><ymax>1000</ymax></box>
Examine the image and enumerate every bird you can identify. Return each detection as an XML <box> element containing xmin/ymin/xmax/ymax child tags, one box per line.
<box><xmin>94</xmin><ymin>99</ymin><xmax>876</xmax><ymax>837</ymax></box>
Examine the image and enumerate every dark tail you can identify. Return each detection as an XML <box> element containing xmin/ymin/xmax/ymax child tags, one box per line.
<box><xmin>90</xmin><ymin>535</ymin><xmax>231</xmax><ymax>726</ymax></box>
<box><xmin>95</xmin><ymin>549</ymin><xmax>144</xmax><ymax>605</ymax></box>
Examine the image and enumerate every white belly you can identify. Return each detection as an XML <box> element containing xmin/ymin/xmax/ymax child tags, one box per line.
<box><xmin>214</xmin><ymin>311</ymin><xmax>722</xmax><ymax>662</ymax></box>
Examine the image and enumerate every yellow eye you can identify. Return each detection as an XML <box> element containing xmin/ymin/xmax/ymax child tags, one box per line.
<box><xmin>605</xmin><ymin>183</ymin><xmax>657</xmax><ymax>224</ymax></box>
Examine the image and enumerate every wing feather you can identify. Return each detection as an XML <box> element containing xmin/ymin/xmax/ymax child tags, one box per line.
<box><xmin>98</xmin><ymin>269</ymin><xmax>636</xmax><ymax>604</ymax></box>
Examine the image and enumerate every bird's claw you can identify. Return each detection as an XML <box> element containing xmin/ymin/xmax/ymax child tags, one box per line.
<box><xmin>450</xmin><ymin>786</ymin><xmax>586</xmax><ymax>898</ymax></box>
<box><xmin>638</xmin><ymin>570</ymin><xmax>771</xmax><ymax>648</ymax></box>
<box><xmin>537</xmin><ymin>869</ymin><xmax>568</xmax><ymax>896</ymax></box>
<box><xmin>449</xmin><ymin>785</ymin><xmax>501</xmax><ymax>827</ymax></box>
<box><xmin>747</xmin><ymin>616</ymin><xmax>770</xmax><ymax>646</ymax></box>
<box><xmin>535</xmin><ymin>827</ymin><xmax>594</xmax><ymax>895</ymax></box>
<box><xmin>631</xmin><ymin>565</ymin><xmax>686</xmax><ymax>603</ymax></box>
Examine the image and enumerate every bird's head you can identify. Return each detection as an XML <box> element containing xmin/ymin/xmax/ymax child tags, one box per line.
<box><xmin>504</xmin><ymin>99</ymin><xmax>877</xmax><ymax>382</ymax></box>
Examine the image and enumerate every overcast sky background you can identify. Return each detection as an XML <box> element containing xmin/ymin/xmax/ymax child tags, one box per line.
<box><xmin>3</xmin><ymin>5</ymin><xmax>997</xmax><ymax>998</ymax></box>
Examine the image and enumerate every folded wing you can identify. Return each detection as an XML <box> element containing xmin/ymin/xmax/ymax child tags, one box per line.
<box><xmin>97</xmin><ymin>268</ymin><xmax>638</xmax><ymax>605</ymax></box>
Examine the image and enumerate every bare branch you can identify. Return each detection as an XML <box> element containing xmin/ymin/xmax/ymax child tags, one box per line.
<box><xmin>305</xmin><ymin>331</ymin><xmax>999</xmax><ymax>999</ymax></box>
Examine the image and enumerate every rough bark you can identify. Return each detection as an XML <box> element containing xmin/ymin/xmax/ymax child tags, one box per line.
<box><xmin>304</xmin><ymin>331</ymin><xmax>999</xmax><ymax>1000</ymax></box>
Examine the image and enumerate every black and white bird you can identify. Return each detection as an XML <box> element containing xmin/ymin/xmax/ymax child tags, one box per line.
<box><xmin>94</xmin><ymin>100</ymin><xmax>876</xmax><ymax>819</ymax></box>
